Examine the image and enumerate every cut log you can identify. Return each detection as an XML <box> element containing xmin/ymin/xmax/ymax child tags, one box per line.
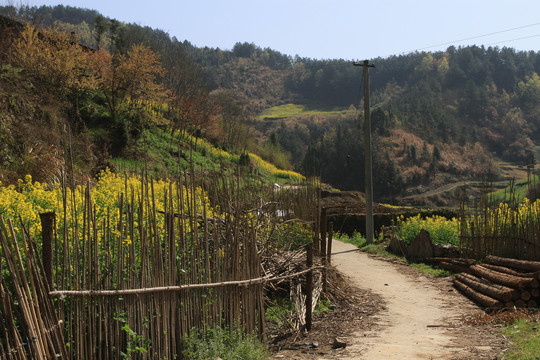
<box><xmin>532</xmin><ymin>288</ymin><xmax>540</xmax><ymax>298</ymax></box>
<box><xmin>453</xmin><ymin>279</ymin><xmax>503</xmax><ymax>309</ymax></box>
<box><xmin>439</xmin><ymin>261</ymin><xmax>472</xmax><ymax>274</ymax></box>
<box><xmin>528</xmin><ymin>300</ymin><xmax>538</xmax><ymax>308</ymax></box>
<box><xmin>505</xmin><ymin>301</ymin><xmax>515</xmax><ymax>308</ymax></box>
<box><xmin>485</xmin><ymin>255</ymin><xmax>540</xmax><ymax>273</ymax></box>
<box><xmin>521</xmin><ymin>290</ymin><xmax>532</xmax><ymax>302</ymax></box>
<box><xmin>481</xmin><ymin>263</ymin><xmax>538</xmax><ymax>278</ymax></box>
<box><xmin>469</xmin><ymin>265</ymin><xmax>534</xmax><ymax>290</ymax></box>
<box><xmin>455</xmin><ymin>273</ymin><xmax>517</xmax><ymax>302</ymax></box>
<box><xmin>515</xmin><ymin>299</ymin><xmax>526</xmax><ymax>308</ymax></box>
<box><xmin>421</xmin><ymin>258</ymin><xmax>474</xmax><ymax>267</ymax></box>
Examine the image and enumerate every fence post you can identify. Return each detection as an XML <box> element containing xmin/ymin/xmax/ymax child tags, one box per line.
<box><xmin>320</xmin><ymin>208</ymin><xmax>327</xmax><ymax>291</ymax></box>
<box><xmin>40</xmin><ymin>212</ymin><xmax>55</xmax><ymax>289</ymax></box>
<box><xmin>327</xmin><ymin>221</ymin><xmax>333</xmax><ymax>265</ymax></box>
<box><xmin>320</xmin><ymin>208</ymin><xmax>327</xmax><ymax>260</ymax></box>
<box><xmin>313</xmin><ymin>214</ymin><xmax>320</xmax><ymax>254</ymax></box>
<box><xmin>305</xmin><ymin>241</ymin><xmax>313</xmax><ymax>331</ymax></box>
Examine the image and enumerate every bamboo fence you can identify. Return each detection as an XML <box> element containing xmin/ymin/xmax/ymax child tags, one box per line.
<box><xmin>0</xmin><ymin>217</ymin><xmax>67</xmax><ymax>360</ymax></box>
<box><xmin>0</xmin><ymin>170</ymin><xmax>321</xmax><ymax>359</ymax></box>
<box><xmin>459</xmin><ymin>189</ymin><xmax>540</xmax><ymax>261</ymax></box>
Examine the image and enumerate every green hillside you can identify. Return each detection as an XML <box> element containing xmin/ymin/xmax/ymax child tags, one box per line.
<box><xmin>257</xmin><ymin>104</ymin><xmax>349</xmax><ymax>120</ymax></box>
<box><xmin>0</xmin><ymin>10</ymin><xmax>302</xmax><ymax>188</ymax></box>
<box><xmin>2</xmin><ymin>4</ymin><xmax>540</xmax><ymax>207</ymax></box>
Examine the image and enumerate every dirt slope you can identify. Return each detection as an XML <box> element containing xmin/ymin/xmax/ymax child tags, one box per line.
<box><xmin>319</xmin><ymin>241</ymin><xmax>506</xmax><ymax>359</ymax></box>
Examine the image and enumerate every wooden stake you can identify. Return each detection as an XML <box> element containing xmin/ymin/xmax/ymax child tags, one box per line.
<box><xmin>305</xmin><ymin>241</ymin><xmax>313</xmax><ymax>331</ymax></box>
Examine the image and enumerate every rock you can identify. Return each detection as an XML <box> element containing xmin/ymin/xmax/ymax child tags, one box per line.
<box><xmin>407</xmin><ymin>229</ymin><xmax>433</xmax><ymax>259</ymax></box>
<box><xmin>387</xmin><ymin>235</ymin><xmax>407</xmax><ymax>256</ymax></box>
<box><xmin>432</xmin><ymin>243</ymin><xmax>446</xmax><ymax>257</ymax></box>
<box><xmin>433</xmin><ymin>243</ymin><xmax>461</xmax><ymax>258</ymax></box>
<box><xmin>309</xmin><ymin>341</ymin><xmax>319</xmax><ymax>348</ymax></box>
<box><xmin>332</xmin><ymin>337</ymin><xmax>347</xmax><ymax>349</ymax></box>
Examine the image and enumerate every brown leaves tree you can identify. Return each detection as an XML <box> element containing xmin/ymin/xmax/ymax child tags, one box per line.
<box><xmin>89</xmin><ymin>44</ymin><xmax>166</xmax><ymax>125</ymax></box>
<box><xmin>12</xmin><ymin>24</ymin><xmax>95</xmax><ymax>95</ymax></box>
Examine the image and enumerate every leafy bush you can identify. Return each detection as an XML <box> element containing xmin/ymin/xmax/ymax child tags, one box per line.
<box><xmin>265</xmin><ymin>298</ymin><xmax>293</xmax><ymax>326</ymax></box>
<box><xmin>337</xmin><ymin>232</ymin><xmax>366</xmax><ymax>248</ymax></box>
<box><xmin>337</xmin><ymin>232</ymin><xmax>400</xmax><ymax>258</ymax></box>
<box><xmin>394</xmin><ymin>214</ymin><xmax>458</xmax><ymax>246</ymax></box>
<box><xmin>248</xmin><ymin>153</ymin><xmax>304</xmax><ymax>182</ymax></box>
<box><xmin>313</xmin><ymin>299</ymin><xmax>333</xmax><ymax>315</ymax></box>
<box><xmin>0</xmin><ymin>170</ymin><xmax>214</xmax><ymax>243</ymax></box>
<box><xmin>267</xmin><ymin>220</ymin><xmax>312</xmax><ymax>251</ymax></box>
<box><xmin>182</xmin><ymin>326</ymin><xmax>268</xmax><ymax>360</ymax></box>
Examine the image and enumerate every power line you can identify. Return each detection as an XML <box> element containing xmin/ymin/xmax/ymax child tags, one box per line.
<box><xmin>485</xmin><ymin>34</ymin><xmax>540</xmax><ymax>47</ymax></box>
<box><xmin>415</xmin><ymin>22</ymin><xmax>540</xmax><ymax>51</ymax></box>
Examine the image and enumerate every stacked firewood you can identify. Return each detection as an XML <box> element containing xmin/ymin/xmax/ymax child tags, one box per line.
<box><xmin>429</xmin><ymin>255</ymin><xmax>540</xmax><ymax>310</ymax></box>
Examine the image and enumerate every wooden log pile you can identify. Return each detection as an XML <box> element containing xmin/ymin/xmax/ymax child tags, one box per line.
<box><xmin>426</xmin><ymin>255</ymin><xmax>540</xmax><ymax>310</ymax></box>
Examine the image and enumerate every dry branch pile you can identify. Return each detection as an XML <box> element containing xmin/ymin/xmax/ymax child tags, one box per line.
<box><xmin>429</xmin><ymin>256</ymin><xmax>540</xmax><ymax>310</ymax></box>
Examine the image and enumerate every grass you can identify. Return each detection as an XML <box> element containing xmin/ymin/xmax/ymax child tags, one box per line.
<box><xmin>182</xmin><ymin>326</ymin><xmax>268</xmax><ymax>360</ymax></box>
<box><xmin>501</xmin><ymin>318</ymin><xmax>540</xmax><ymax>359</ymax></box>
<box><xmin>109</xmin><ymin>157</ymin><xmax>147</xmax><ymax>174</ymax></box>
<box><xmin>107</xmin><ymin>126</ymin><xmax>303</xmax><ymax>185</ymax></box>
<box><xmin>337</xmin><ymin>232</ymin><xmax>450</xmax><ymax>277</ymax></box>
<box><xmin>408</xmin><ymin>262</ymin><xmax>450</xmax><ymax>277</ymax></box>
<box><xmin>257</xmin><ymin>103</ymin><xmax>349</xmax><ymax>120</ymax></box>
<box><xmin>488</xmin><ymin>175</ymin><xmax>538</xmax><ymax>204</ymax></box>
<box><xmin>265</xmin><ymin>298</ymin><xmax>293</xmax><ymax>326</ymax></box>
<box><xmin>337</xmin><ymin>232</ymin><xmax>402</xmax><ymax>260</ymax></box>
<box><xmin>265</xmin><ymin>298</ymin><xmax>333</xmax><ymax>327</ymax></box>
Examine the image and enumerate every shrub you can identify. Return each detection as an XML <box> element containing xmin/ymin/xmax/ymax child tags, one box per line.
<box><xmin>182</xmin><ymin>326</ymin><xmax>268</xmax><ymax>360</ymax></box>
<box><xmin>394</xmin><ymin>214</ymin><xmax>458</xmax><ymax>246</ymax></box>
<box><xmin>336</xmin><ymin>232</ymin><xmax>366</xmax><ymax>248</ymax></box>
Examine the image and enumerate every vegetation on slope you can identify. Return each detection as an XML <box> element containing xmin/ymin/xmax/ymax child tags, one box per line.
<box><xmin>257</xmin><ymin>104</ymin><xmax>349</xmax><ymax>120</ymax></box>
<box><xmin>0</xmin><ymin>9</ymin><xmax>298</xmax><ymax>187</ymax></box>
<box><xmin>2</xmin><ymin>4</ymin><xmax>540</xmax><ymax>207</ymax></box>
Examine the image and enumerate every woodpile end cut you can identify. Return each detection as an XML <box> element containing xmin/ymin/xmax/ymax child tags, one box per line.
<box><xmin>427</xmin><ymin>255</ymin><xmax>540</xmax><ymax>310</ymax></box>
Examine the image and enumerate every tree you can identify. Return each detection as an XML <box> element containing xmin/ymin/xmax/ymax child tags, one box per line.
<box><xmin>213</xmin><ymin>90</ymin><xmax>249</xmax><ymax>152</ymax></box>
<box><xmin>92</xmin><ymin>14</ymin><xmax>108</xmax><ymax>49</ymax></box>
<box><xmin>86</xmin><ymin>43</ymin><xmax>166</xmax><ymax>154</ymax></box>
<box><xmin>232</xmin><ymin>42</ymin><xmax>258</xmax><ymax>58</ymax></box>
<box><xmin>517</xmin><ymin>73</ymin><xmax>540</xmax><ymax>127</ymax></box>
<box><xmin>89</xmin><ymin>44</ymin><xmax>166</xmax><ymax>124</ymax></box>
<box><xmin>432</xmin><ymin>144</ymin><xmax>441</xmax><ymax>160</ymax></box>
<box><xmin>12</xmin><ymin>24</ymin><xmax>94</xmax><ymax>95</ymax></box>
<box><xmin>409</xmin><ymin>144</ymin><xmax>418</xmax><ymax>162</ymax></box>
<box><xmin>416</xmin><ymin>53</ymin><xmax>434</xmax><ymax>74</ymax></box>
<box><xmin>164</xmin><ymin>47</ymin><xmax>217</xmax><ymax>139</ymax></box>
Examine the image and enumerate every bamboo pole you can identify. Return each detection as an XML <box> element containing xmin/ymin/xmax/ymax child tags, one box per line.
<box><xmin>305</xmin><ymin>242</ymin><xmax>313</xmax><ymax>331</ymax></box>
<box><xmin>49</xmin><ymin>269</ymin><xmax>321</xmax><ymax>296</ymax></box>
<box><xmin>327</xmin><ymin>221</ymin><xmax>333</xmax><ymax>265</ymax></box>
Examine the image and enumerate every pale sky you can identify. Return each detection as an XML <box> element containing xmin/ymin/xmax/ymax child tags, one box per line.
<box><xmin>9</xmin><ymin>0</ymin><xmax>540</xmax><ymax>60</ymax></box>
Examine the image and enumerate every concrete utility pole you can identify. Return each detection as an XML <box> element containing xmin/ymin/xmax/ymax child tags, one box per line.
<box><xmin>354</xmin><ymin>60</ymin><xmax>375</xmax><ymax>244</ymax></box>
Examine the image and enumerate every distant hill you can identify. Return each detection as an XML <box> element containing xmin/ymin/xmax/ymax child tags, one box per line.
<box><xmin>191</xmin><ymin>40</ymin><xmax>540</xmax><ymax>205</ymax></box>
<box><xmin>2</xmin><ymin>4</ymin><xmax>540</xmax><ymax>206</ymax></box>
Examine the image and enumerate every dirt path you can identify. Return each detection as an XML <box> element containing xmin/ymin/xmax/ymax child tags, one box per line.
<box><xmin>325</xmin><ymin>240</ymin><xmax>505</xmax><ymax>359</ymax></box>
